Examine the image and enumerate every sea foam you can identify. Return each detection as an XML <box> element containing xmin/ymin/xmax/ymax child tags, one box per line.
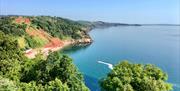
<box><xmin>98</xmin><ymin>61</ymin><xmax>113</xmax><ymax>69</ymax></box>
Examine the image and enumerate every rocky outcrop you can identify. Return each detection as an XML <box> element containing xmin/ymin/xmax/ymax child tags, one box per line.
<box><xmin>75</xmin><ymin>38</ymin><xmax>93</xmax><ymax>44</ymax></box>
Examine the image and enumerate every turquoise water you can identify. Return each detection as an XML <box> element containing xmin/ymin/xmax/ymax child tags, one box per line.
<box><xmin>62</xmin><ymin>26</ymin><xmax>180</xmax><ymax>91</ymax></box>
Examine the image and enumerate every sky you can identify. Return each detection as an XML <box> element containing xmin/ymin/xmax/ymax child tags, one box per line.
<box><xmin>0</xmin><ymin>0</ymin><xmax>179</xmax><ymax>24</ymax></box>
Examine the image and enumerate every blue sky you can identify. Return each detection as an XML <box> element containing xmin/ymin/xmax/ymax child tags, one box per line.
<box><xmin>0</xmin><ymin>0</ymin><xmax>179</xmax><ymax>24</ymax></box>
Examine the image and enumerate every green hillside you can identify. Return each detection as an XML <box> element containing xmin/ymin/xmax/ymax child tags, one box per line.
<box><xmin>0</xmin><ymin>16</ymin><xmax>90</xmax><ymax>91</ymax></box>
<box><xmin>0</xmin><ymin>16</ymin><xmax>91</xmax><ymax>49</ymax></box>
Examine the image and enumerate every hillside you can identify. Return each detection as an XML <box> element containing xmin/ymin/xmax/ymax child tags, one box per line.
<box><xmin>0</xmin><ymin>16</ymin><xmax>91</xmax><ymax>90</ymax></box>
<box><xmin>0</xmin><ymin>16</ymin><xmax>92</xmax><ymax>58</ymax></box>
<box><xmin>77</xmin><ymin>20</ymin><xmax>141</xmax><ymax>29</ymax></box>
<box><xmin>0</xmin><ymin>31</ymin><xmax>89</xmax><ymax>90</ymax></box>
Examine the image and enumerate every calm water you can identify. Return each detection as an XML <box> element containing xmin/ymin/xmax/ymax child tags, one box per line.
<box><xmin>62</xmin><ymin>26</ymin><xmax>180</xmax><ymax>91</ymax></box>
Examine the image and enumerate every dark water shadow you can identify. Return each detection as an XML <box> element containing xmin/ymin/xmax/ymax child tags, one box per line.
<box><xmin>60</xmin><ymin>44</ymin><xmax>91</xmax><ymax>54</ymax></box>
<box><xmin>84</xmin><ymin>74</ymin><xmax>101</xmax><ymax>91</ymax></box>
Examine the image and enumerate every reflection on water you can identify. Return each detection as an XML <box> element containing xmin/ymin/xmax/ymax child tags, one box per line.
<box><xmin>60</xmin><ymin>44</ymin><xmax>91</xmax><ymax>54</ymax></box>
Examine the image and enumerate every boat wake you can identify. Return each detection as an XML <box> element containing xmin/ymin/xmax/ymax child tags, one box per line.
<box><xmin>97</xmin><ymin>61</ymin><xmax>113</xmax><ymax>69</ymax></box>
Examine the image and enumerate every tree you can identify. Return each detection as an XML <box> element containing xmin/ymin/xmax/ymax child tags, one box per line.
<box><xmin>0</xmin><ymin>31</ymin><xmax>26</xmax><ymax>81</ymax></box>
<box><xmin>100</xmin><ymin>61</ymin><xmax>173</xmax><ymax>91</ymax></box>
<box><xmin>0</xmin><ymin>76</ymin><xmax>17</xmax><ymax>91</ymax></box>
<box><xmin>20</xmin><ymin>52</ymin><xmax>89</xmax><ymax>91</ymax></box>
<box><xmin>45</xmin><ymin>78</ymin><xmax>69</xmax><ymax>91</ymax></box>
<box><xmin>0</xmin><ymin>17</ymin><xmax>26</xmax><ymax>36</ymax></box>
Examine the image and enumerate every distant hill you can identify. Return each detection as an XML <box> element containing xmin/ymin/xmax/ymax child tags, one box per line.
<box><xmin>77</xmin><ymin>20</ymin><xmax>180</xmax><ymax>28</ymax></box>
<box><xmin>141</xmin><ymin>24</ymin><xmax>180</xmax><ymax>26</ymax></box>
<box><xmin>77</xmin><ymin>20</ymin><xmax>141</xmax><ymax>28</ymax></box>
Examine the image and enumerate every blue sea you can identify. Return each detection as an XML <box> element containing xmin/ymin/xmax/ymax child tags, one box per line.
<box><xmin>62</xmin><ymin>26</ymin><xmax>180</xmax><ymax>91</ymax></box>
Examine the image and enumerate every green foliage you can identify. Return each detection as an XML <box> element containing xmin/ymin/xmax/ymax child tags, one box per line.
<box><xmin>100</xmin><ymin>61</ymin><xmax>173</xmax><ymax>91</ymax></box>
<box><xmin>31</xmin><ymin>16</ymin><xmax>88</xmax><ymax>39</ymax></box>
<box><xmin>0</xmin><ymin>31</ymin><xmax>89</xmax><ymax>90</ymax></box>
<box><xmin>0</xmin><ymin>76</ymin><xmax>17</xmax><ymax>91</ymax></box>
<box><xmin>0</xmin><ymin>16</ymin><xmax>90</xmax><ymax>49</ymax></box>
<box><xmin>0</xmin><ymin>17</ymin><xmax>26</xmax><ymax>36</ymax></box>
<box><xmin>17</xmin><ymin>36</ymin><xmax>26</xmax><ymax>49</ymax></box>
<box><xmin>45</xmin><ymin>78</ymin><xmax>69</xmax><ymax>91</ymax></box>
<box><xmin>0</xmin><ymin>31</ymin><xmax>26</xmax><ymax>81</ymax></box>
<box><xmin>24</xmin><ymin>35</ymin><xmax>48</xmax><ymax>48</ymax></box>
<box><xmin>20</xmin><ymin>52</ymin><xmax>89</xmax><ymax>91</ymax></box>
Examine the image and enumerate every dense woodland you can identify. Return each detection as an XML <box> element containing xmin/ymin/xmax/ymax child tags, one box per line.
<box><xmin>0</xmin><ymin>16</ymin><xmax>89</xmax><ymax>38</ymax></box>
<box><xmin>0</xmin><ymin>16</ymin><xmax>90</xmax><ymax>49</ymax></box>
<box><xmin>0</xmin><ymin>16</ymin><xmax>172</xmax><ymax>91</ymax></box>
<box><xmin>0</xmin><ymin>31</ymin><xmax>89</xmax><ymax>91</ymax></box>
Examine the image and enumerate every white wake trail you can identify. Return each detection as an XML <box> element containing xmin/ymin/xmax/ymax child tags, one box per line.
<box><xmin>98</xmin><ymin>61</ymin><xmax>113</xmax><ymax>69</ymax></box>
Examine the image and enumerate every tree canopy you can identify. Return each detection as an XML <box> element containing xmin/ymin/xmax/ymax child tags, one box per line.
<box><xmin>0</xmin><ymin>16</ymin><xmax>89</xmax><ymax>39</ymax></box>
<box><xmin>100</xmin><ymin>61</ymin><xmax>173</xmax><ymax>91</ymax></box>
<box><xmin>0</xmin><ymin>16</ymin><xmax>90</xmax><ymax>49</ymax></box>
<box><xmin>0</xmin><ymin>31</ymin><xmax>89</xmax><ymax>91</ymax></box>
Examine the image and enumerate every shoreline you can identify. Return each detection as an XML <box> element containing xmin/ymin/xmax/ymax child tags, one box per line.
<box><xmin>25</xmin><ymin>37</ymin><xmax>93</xmax><ymax>59</ymax></box>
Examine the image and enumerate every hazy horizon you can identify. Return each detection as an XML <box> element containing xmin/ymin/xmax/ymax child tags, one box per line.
<box><xmin>0</xmin><ymin>0</ymin><xmax>179</xmax><ymax>24</ymax></box>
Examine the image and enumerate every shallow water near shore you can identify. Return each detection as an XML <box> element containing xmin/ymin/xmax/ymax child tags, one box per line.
<box><xmin>61</xmin><ymin>26</ymin><xmax>180</xmax><ymax>91</ymax></box>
